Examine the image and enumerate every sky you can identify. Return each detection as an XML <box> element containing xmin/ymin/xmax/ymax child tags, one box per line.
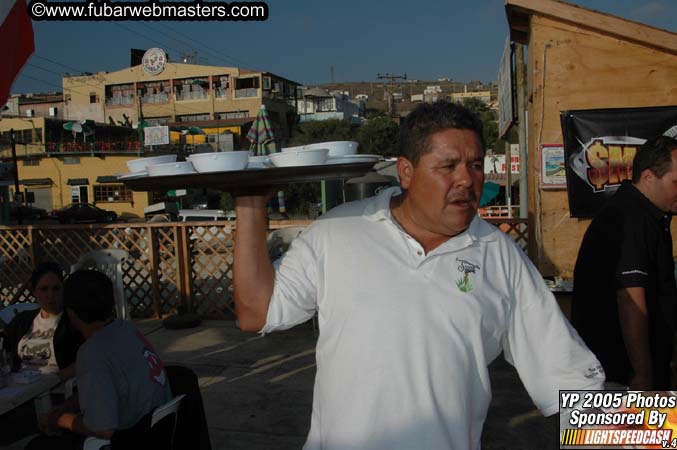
<box><xmin>12</xmin><ymin>0</ymin><xmax>677</xmax><ymax>95</ymax></box>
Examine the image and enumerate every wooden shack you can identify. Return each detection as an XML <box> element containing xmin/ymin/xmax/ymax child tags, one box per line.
<box><xmin>505</xmin><ymin>0</ymin><xmax>677</xmax><ymax>277</ymax></box>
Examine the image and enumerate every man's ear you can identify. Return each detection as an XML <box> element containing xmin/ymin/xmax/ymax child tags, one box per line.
<box><xmin>642</xmin><ymin>168</ymin><xmax>657</xmax><ymax>185</ymax></box>
<box><xmin>397</xmin><ymin>157</ymin><xmax>414</xmax><ymax>189</ymax></box>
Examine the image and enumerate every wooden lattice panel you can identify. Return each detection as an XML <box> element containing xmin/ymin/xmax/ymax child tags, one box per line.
<box><xmin>0</xmin><ymin>220</ymin><xmax>540</xmax><ymax>320</ymax></box>
<box><xmin>152</xmin><ymin>226</ymin><xmax>180</xmax><ymax>316</ymax></box>
<box><xmin>186</xmin><ymin>223</ymin><xmax>235</xmax><ymax>318</ymax></box>
<box><xmin>0</xmin><ymin>228</ymin><xmax>34</xmax><ymax>304</ymax></box>
<box><xmin>486</xmin><ymin>219</ymin><xmax>529</xmax><ymax>251</ymax></box>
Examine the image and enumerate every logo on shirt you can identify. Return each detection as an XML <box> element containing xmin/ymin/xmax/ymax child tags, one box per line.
<box><xmin>143</xmin><ymin>347</ymin><xmax>166</xmax><ymax>386</ymax></box>
<box><xmin>135</xmin><ymin>329</ymin><xmax>166</xmax><ymax>386</ymax></box>
<box><xmin>621</xmin><ymin>269</ymin><xmax>648</xmax><ymax>276</ymax></box>
<box><xmin>455</xmin><ymin>257</ymin><xmax>480</xmax><ymax>293</ymax></box>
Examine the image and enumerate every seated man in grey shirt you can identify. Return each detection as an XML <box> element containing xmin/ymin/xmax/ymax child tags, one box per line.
<box><xmin>28</xmin><ymin>269</ymin><xmax>171</xmax><ymax>449</ymax></box>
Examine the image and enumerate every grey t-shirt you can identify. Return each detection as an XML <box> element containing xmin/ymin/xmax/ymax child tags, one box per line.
<box><xmin>76</xmin><ymin>319</ymin><xmax>172</xmax><ymax>432</ymax></box>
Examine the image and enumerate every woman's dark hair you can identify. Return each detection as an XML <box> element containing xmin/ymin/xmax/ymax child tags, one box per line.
<box><xmin>30</xmin><ymin>262</ymin><xmax>65</xmax><ymax>291</ymax></box>
<box><xmin>632</xmin><ymin>135</ymin><xmax>677</xmax><ymax>183</ymax></box>
<box><xmin>63</xmin><ymin>269</ymin><xmax>115</xmax><ymax>323</ymax></box>
<box><xmin>399</xmin><ymin>100</ymin><xmax>485</xmax><ymax>166</ymax></box>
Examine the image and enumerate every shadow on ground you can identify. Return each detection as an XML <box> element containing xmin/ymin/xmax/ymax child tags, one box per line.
<box><xmin>140</xmin><ymin>319</ymin><xmax>557</xmax><ymax>450</ymax></box>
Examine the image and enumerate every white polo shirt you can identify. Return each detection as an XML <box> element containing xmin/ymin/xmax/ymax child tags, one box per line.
<box><xmin>263</xmin><ymin>187</ymin><xmax>604</xmax><ymax>450</ymax></box>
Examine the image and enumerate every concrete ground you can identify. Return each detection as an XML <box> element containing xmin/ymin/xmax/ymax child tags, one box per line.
<box><xmin>138</xmin><ymin>318</ymin><xmax>558</xmax><ymax>450</ymax></box>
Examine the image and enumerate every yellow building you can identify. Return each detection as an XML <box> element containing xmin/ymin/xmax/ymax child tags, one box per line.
<box><xmin>0</xmin><ymin>117</ymin><xmax>153</xmax><ymax>219</ymax></box>
<box><xmin>1</xmin><ymin>56</ymin><xmax>300</xmax><ymax>220</ymax></box>
<box><xmin>451</xmin><ymin>90</ymin><xmax>492</xmax><ymax>104</ymax></box>
<box><xmin>62</xmin><ymin>57</ymin><xmax>299</xmax><ymax>142</ymax></box>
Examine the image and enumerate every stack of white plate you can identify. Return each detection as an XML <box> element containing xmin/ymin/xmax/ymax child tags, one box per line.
<box><xmin>126</xmin><ymin>155</ymin><xmax>177</xmax><ymax>174</ymax></box>
<box><xmin>119</xmin><ymin>154</ymin><xmax>178</xmax><ymax>179</ymax></box>
<box><xmin>326</xmin><ymin>154</ymin><xmax>381</xmax><ymax>164</ymax></box>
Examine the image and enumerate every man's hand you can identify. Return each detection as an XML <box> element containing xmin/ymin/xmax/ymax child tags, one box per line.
<box><xmin>629</xmin><ymin>373</ymin><xmax>653</xmax><ymax>391</ymax></box>
<box><xmin>617</xmin><ymin>287</ymin><xmax>652</xmax><ymax>389</ymax></box>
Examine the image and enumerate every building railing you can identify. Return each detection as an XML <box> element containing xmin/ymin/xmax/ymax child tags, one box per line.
<box><xmin>45</xmin><ymin>141</ymin><xmax>142</xmax><ymax>153</ymax></box>
<box><xmin>105</xmin><ymin>96</ymin><xmax>136</xmax><ymax>106</ymax></box>
<box><xmin>0</xmin><ymin>218</ymin><xmax>528</xmax><ymax>318</ymax></box>
<box><xmin>234</xmin><ymin>88</ymin><xmax>259</xmax><ymax>99</ymax></box>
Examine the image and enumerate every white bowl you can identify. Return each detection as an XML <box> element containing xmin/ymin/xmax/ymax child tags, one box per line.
<box><xmin>188</xmin><ymin>151</ymin><xmax>249</xmax><ymax>172</ymax></box>
<box><xmin>304</xmin><ymin>141</ymin><xmax>359</xmax><ymax>157</ymax></box>
<box><xmin>147</xmin><ymin>161</ymin><xmax>196</xmax><ymax>177</ymax></box>
<box><xmin>248</xmin><ymin>155</ymin><xmax>272</xmax><ymax>169</ymax></box>
<box><xmin>269</xmin><ymin>148</ymin><xmax>329</xmax><ymax>167</ymax></box>
<box><xmin>280</xmin><ymin>145</ymin><xmax>309</xmax><ymax>153</ymax></box>
<box><xmin>126</xmin><ymin>155</ymin><xmax>177</xmax><ymax>173</ymax></box>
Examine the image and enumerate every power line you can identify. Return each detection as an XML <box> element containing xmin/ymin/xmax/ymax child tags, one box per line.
<box><xmin>160</xmin><ymin>24</ymin><xmax>260</xmax><ymax>71</ymax></box>
<box><xmin>113</xmin><ymin>23</ymin><xmax>184</xmax><ymax>60</ymax></box>
<box><xmin>32</xmin><ymin>54</ymin><xmax>94</xmax><ymax>75</ymax></box>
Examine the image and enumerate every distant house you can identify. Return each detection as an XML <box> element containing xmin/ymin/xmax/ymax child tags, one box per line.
<box><xmin>296</xmin><ymin>87</ymin><xmax>363</xmax><ymax>123</ymax></box>
<box><xmin>2</xmin><ymin>92</ymin><xmax>64</xmax><ymax>119</ymax></box>
<box><xmin>423</xmin><ymin>86</ymin><xmax>442</xmax><ymax>103</ymax></box>
<box><xmin>451</xmin><ymin>85</ymin><xmax>491</xmax><ymax>104</ymax></box>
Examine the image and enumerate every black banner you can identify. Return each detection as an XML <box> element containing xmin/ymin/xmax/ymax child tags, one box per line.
<box><xmin>561</xmin><ymin>106</ymin><xmax>677</xmax><ymax>218</ymax></box>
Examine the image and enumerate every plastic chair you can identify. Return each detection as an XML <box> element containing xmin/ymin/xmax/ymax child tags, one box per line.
<box><xmin>82</xmin><ymin>394</ymin><xmax>185</xmax><ymax>450</ymax></box>
<box><xmin>165</xmin><ymin>365</ymin><xmax>211</xmax><ymax>450</ymax></box>
<box><xmin>266</xmin><ymin>226</ymin><xmax>306</xmax><ymax>261</ymax></box>
<box><xmin>71</xmin><ymin>250</ymin><xmax>129</xmax><ymax>320</ymax></box>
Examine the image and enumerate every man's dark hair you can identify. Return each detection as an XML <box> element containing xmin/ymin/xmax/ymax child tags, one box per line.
<box><xmin>399</xmin><ymin>100</ymin><xmax>485</xmax><ymax>166</ymax></box>
<box><xmin>63</xmin><ymin>269</ymin><xmax>115</xmax><ymax>323</ymax></box>
<box><xmin>632</xmin><ymin>135</ymin><xmax>677</xmax><ymax>183</ymax></box>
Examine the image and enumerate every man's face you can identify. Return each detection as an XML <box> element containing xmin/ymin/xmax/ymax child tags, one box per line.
<box><xmin>648</xmin><ymin>149</ymin><xmax>677</xmax><ymax>213</ymax></box>
<box><xmin>398</xmin><ymin>128</ymin><xmax>484</xmax><ymax>237</ymax></box>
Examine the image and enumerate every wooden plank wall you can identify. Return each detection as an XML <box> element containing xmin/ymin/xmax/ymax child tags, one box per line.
<box><xmin>526</xmin><ymin>15</ymin><xmax>677</xmax><ymax>278</ymax></box>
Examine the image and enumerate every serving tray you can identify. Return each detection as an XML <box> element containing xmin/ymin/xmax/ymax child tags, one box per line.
<box><xmin>121</xmin><ymin>161</ymin><xmax>378</xmax><ymax>192</ymax></box>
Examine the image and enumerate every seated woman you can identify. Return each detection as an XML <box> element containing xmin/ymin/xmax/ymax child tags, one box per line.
<box><xmin>3</xmin><ymin>262</ymin><xmax>83</xmax><ymax>381</ymax></box>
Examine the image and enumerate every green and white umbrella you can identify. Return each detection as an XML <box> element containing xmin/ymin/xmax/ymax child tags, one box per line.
<box><xmin>246</xmin><ymin>105</ymin><xmax>286</xmax><ymax>214</ymax></box>
<box><xmin>63</xmin><ymin>120</ymin><xmax>95</xmax><ymax>142</ymax></box>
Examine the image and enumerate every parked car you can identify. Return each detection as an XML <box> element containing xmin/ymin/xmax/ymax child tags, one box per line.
<box><xmin>50</xmin><ymin>203</ymin><xmax>118</xmax><ymax>224</ymax></box>
<box><xmin>9</xmin><ymin>203</ymin><xmax>47</xmax><ymax>220</ymax></box>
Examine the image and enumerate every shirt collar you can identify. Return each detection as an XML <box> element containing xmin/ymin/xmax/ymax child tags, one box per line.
<box><xmin>620</xmin><ymin>181</ymin><xmax>671</xmax><ymax>226</ymax></box>
<box><xmin>364</xmin><ymin>186</ymin><xmax>496</xmax><ymax>244</ymax></box>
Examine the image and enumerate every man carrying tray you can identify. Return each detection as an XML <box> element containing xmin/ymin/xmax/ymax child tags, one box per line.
<box><xmin>233</xmin><ymin>100</ymin><xmax>604</xmax><ymax>450</ymax></box>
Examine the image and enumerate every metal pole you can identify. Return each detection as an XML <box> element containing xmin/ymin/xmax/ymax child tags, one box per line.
<box><xmin>505</xmin><ymin>141</ymin><xmax>512</xmax><ymax>218</ymax></box>
<box><xmin>10</xmin><ymin>129</ymin><xmax>23</xmax><ymax>225</ymax></box>
<box><xmin>516</xmin><ymin>44</ymin><xmax>528</xmax><ymax>219</ymax></box>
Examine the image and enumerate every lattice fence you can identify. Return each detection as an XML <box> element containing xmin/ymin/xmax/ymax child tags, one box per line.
<box><xmin>486</xmin><ymin>218</ymin><xmax>529</xmax><ymax>251</ymax></box>
<box><xmin>1</xmin><ymin>218</ymin><xmax>529</xmax><ymax>318</ymax></box>
<box><xmin>0</xmin><ymin>221</ymin><xmax>310</xmax><ymax>319</ymax></box>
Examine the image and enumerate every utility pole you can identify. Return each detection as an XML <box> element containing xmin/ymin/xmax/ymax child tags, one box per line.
<box><xmin>377</xmin><ymin>73</ymin><xmax>407</xmax><ymax>117</ymax></box>
<box><xmin>330</xmin><ymin>65</ymin><xmax>335</xmax><ymax>84</ymax></box>
<box><xmin>10</xmin><ymin>129</ymin><xmax>23</xmax><ymax>225</ymax></box>
<box><xmin>515</xmin><ymin>44</ymin><xmax>528</xmax><ymax>220</ymax></box>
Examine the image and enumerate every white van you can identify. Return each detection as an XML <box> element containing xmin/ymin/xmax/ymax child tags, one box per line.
<box><xmin>178</xmin><ymin>209</ymin><xmax>235</xmax><ymax>247</ymax></box>
<box><xmin>178</xmin><ymin>209</ymin><xmax>235</xmax><ymax>222</ymax></box>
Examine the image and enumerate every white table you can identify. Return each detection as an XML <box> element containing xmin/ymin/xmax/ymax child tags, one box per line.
<box><xmin>0</xmin><ymin>372</ymin><xmax>61</xmax><ymax>416</ymax></box>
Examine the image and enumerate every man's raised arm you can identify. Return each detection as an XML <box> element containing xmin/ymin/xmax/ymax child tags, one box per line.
<box><xmin>233</xmin><ymin>194</ymin><xmax>275</xmax><ymax>332</ymax></box>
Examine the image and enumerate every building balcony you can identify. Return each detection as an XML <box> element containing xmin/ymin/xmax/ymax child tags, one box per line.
<box><xmin>234</xmin><ymin>88</ymin><xmax>259</xmax><ymax>99</ymax></box>
<box><xmin>44</xmin><ymin>141</ymin><xmax>143</xmax><ymax>153</ymax></box>
<box><xmin>106</xmin><ymin>96</ymin><xmax>136</xmax><ymax>107</ymax></box>
<box><xmin>175</xmin><ymin>91</ymin><xmax>209</xmax><ymax>102</ymax></box>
